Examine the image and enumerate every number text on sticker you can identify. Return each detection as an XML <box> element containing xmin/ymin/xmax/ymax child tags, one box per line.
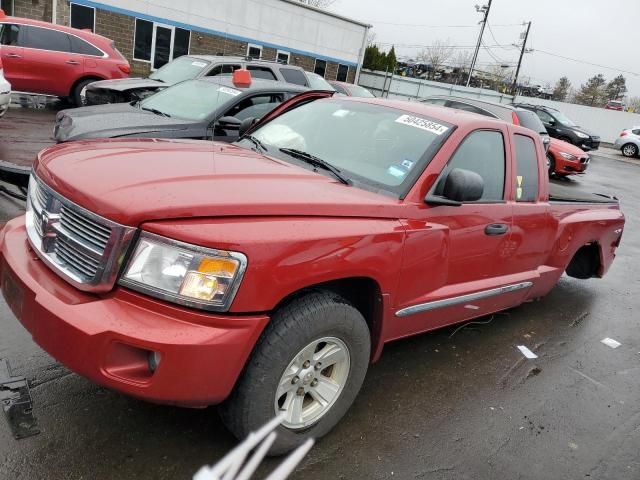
<box><xmin>395</xmin><ymin>115</ymin><xmax>449</xmax><ymax>135</ymax></box>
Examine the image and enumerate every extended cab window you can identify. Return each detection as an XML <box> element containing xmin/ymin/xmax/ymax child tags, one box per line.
<box><xmin>514</xmin><ymin>134</ymin><xmax>539</xmax><ymax>202</ymax></box>
<box><xmin>22</xmin><ymin>26</ymin><xmax>71</xmax><ymax>52</ymax></box>
<box><xmin>436</xmin><ymin>130</ymin><xmax>505</xmax><ymax>201</ymax></box>
<box><xmin>207</xmin><ymin>64</ymin><xmax>241</xmax><ymax>76</ymax></box>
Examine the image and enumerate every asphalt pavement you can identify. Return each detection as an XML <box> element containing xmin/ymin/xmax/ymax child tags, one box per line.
<box><xmin>0</xmin><ymin>107</ymin><xmax>638</xmax><ymax>479</ymax></box>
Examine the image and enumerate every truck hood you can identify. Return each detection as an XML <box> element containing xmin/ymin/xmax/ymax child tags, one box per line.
<box><xmin>87</xmin><ymin>78</ymin><xmax>166</xmax><ymax>93</ymax></box>
<box><xmin>55</xmin><ymin>104</ymin><xmax>193</xmax><ymax>142</ymax></box>
<box><xmin>34</xmin><ymin>139</ymin><xmax>403</xmax><ymax>226</ymax></box>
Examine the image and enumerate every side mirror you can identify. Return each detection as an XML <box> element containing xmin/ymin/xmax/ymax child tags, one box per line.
<box><xmin>426</xmin><ymin>168</ymin><xmax>484</xmax><ymax>206</ymax></box>
<box><xmin>547</xmin><ymin>119</ymin><xmax>556</xmax><ymax>126</ymax></box>
<box><xmin>238</xmin><ymin>117</ymin><xmax>258</xmax><ymax>138</ymax></box>
<box><xmin>216</xmin><ymin>116</ymin><xmax>242</xmax><ymax>130</ymax></box>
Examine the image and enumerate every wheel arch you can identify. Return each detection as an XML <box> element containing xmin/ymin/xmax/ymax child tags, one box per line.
<box><xmin>566</xmin><ymin>241</ymin><xmax>603</xmax><ymax>279</ymax></box>
<box><xmin>68</xmin><ymin>75</ymin><xmax>105</xmax><ymax>98</ymax></box>
<box><xmin>271</xmin><ymin>276</ymin><xmax>386</xmax><ymax>363</ymax></box>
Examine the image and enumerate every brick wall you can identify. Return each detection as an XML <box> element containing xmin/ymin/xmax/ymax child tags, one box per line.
<box><xmin>13</xmin><ymin>0</ymin><xmax>50</xmax><ymax>21</ymax></box>
<box><xmin>13</xmin><ymin>0</ymin><xmax>357</xmax><ymax>83</ymax></box>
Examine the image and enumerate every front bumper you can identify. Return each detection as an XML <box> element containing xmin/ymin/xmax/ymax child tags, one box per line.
<box><xmin>578</xmin><ymin>137</ymin><xmax>600</xmax><ymax>151</ymax></box>
<box><xmin>0</xmin><ymin>217</ymin><xmax>269</xmax><ymax>407</ymax></box>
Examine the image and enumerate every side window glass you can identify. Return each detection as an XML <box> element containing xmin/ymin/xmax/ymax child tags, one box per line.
<box><xmin>22</xmin><ymin>26</ymin><xmax>71</xmax><ymax>52</ymax></box>
<box><xmin>514</xmin><ymin>134</ymin><xmax>539</xmax><ymax>202</ymax></box>
<box><xmin>332</xmin><ymin>83</ymin><xmax>348</xmax><ymax>95</ymax></box>
<box><xmin>280</xmin><ymin>68</ymin><xmax>307</xmax><ymax>86</ymax></box>
<box><xmin>423</xmin><ymin>98</ymin><xmax>447</xmax><ymax>106</ymax></box>
<box><xmin>69</xmin><ymin>35</ymin><xmax>102</xmax><ymax>56</ymax></box>
<box><xmin>247</xmin><ymin>66</ymin><xmax>277</xmax><ymax>81</ymax></box>
<box><xmin>207</xmin><ymin>64</ymin><xmax>241</xmax><ymax>76</ymax></box>
<box><xmin>435</xmin><ymin>130</ymin><xmax>505</xmax><ymax>202</ymax></box>
<box><xmin>225</xmin><ymin>94</ymin><xmax>284</xmax><ymax>121</ymax></box>
<box><xmin>0</xmin><ymin>23</ymin><xmax>20</xmax><ymax>46</ymax></box>
<box><xmin>536</xmin><ymin>110</ymin><xmax>554</xmax><ymax>123</ymax></box>
<box><xmin>632</xmin><ymin>129</ymin><xmax>640</xmax><ymax>136</ymax></box>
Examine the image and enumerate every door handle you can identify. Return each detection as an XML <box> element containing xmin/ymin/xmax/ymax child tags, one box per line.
<box><xmin>5</xmin><ymin>53</ymin><xmax>21</xmax><ymax>58</ymax></box>
<box><xmin>485</xmin><ymin>223</ymin><xmax>509</xmax><ymax>236</ymax></box>
<box><xmin>65</xmin><ymin>60</ymin><xmax>80</xmax><ymax>65</ymax></box>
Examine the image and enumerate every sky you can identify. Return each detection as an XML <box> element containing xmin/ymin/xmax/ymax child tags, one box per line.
<box><xmin>329</xmin><ymin>0</ymin><xmax>640</xmax><ymax>98</ymax></box>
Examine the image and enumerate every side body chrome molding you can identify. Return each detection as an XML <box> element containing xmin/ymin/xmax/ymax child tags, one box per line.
<box><xmin>395</xmin><ymin>281</ymin><xmax>534</xmax><ymax>318</ymax></box>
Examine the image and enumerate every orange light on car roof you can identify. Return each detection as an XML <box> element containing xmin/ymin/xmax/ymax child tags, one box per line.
<box><xmin>233</xmin><ymin>69</ymin><xmax>252</xmax><ymax>88</ymax></box>
<box><xmin>0</xmin><ymin>9</ymin><xmax>6</xmax><ymax>18</ymax></box>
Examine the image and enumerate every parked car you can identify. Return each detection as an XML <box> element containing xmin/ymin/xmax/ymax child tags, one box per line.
<box><xmin>328</xmin><ymin>80</ymin><xmax>374</xmax><ymax>97</ymax></box>
<box><xmin>421</xmin><ymin>95</ymin><xmax>551</xmax><ymax>152</ymax></box>
<box><xmin>605</xmin><ymin>100</ymin><xmax>624</xmax><ymax>111</ymax></box>
<box><xmin>54</xmin><ymin>73</ymin><xmax>308</xmax><ymax>143</ymax></box>
<box><xmin>302</xmin><ymin>71</ymin><xmax>335</xmax><ymax>91</ymax></box>
<box><xmin>0</xmin><ymin>56</ymin><xmax>10</xmax><ymax>118</ymax></box>
<box><xmin>85</xmin><ymin>55</ymin><xmax>322</xmax><ymax>105</ymax></box>
<box><xmin>547</xmin><ymin>138</ymin><xmax>590</xmax><ymax>176</ymax></box>
<box><xmin>0</xmin><ymin>11</ymin><xmax>130</xmax><ymax>105</ymax></box>
<box><xmin>1</xmin><ymin>94</ymin><xmax>625</xmax><ymax>454</ymax></box>
<box><xmin>613</xmin><ymin>127</ymin><xmax>640</xmax><ymax>157</ymax></box>
<box><xmin>513</xmin><ymin>103</ymin><xmax>600</xmax><ymax>151</ymax></box>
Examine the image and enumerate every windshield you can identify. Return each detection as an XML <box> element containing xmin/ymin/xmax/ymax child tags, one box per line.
<box><xmin>550</xmin><ymin>109</ymin><xmax>577</xmax><ymax>127</ymax></box>
<box><xmin>247</xmin><ymin>100</ymin><xmax>453</xmax><ymax>195</ymax></box>
<box><xmin>307</xmin><ymin>73</ymin><xmax>336</xmax><ymax>91</ymax></box>
<box><xmin>140</xmin><ymin>80</ymin><xmax>240</xmax><ymax>120</ymax></box>
<box><xmin>149</xmin><ymin>56</ymin><xmax>211</xmax><ymax>84</ymax></box>
<box><xmin>348</xmin><ymin>84</ymin><xmax>375</xmax><ymax>98</ymax></box>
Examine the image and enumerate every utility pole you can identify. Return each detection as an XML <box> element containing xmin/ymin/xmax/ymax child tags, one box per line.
<box><xmin>511</xmin><ymin>21</ymin><xmax>532</xmax><ymax>95</ymax></box>
<box><xmin>466</xmin><ymin>0</ymin><xmax>493</xmax><ymax>88</ymax></box>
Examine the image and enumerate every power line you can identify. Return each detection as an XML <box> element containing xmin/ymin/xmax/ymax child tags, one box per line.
<box><xmin>486</xmin><ymin>22</ymin><xmax>518</xmax><ymax>51</ymax></box>
<box><xmin>534</xmin><ymin>49</ymin><xmax>640</xmax><ymax>77</ymax></box>
<box><xmin>366</xmin><ymin>21</ymin><xmax>523</xmax><ymax>28</ymax></box>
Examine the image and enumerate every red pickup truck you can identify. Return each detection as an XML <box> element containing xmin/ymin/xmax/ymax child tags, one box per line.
<box><xmin>0</xmin><ymin>95</ymin><xmax>625</xmax><ymax>454</ymax></box>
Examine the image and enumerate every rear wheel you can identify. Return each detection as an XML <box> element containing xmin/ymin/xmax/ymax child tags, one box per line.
<box><xmin>622</xmin><ymin>143</ymin><xmax>638</xmax><ymax>158</ymax></box>
<box><xmin>72</xmin><ymin>78</ymin><xmax>97</xmax><ymax>107</ymax></box>
<box><xmin>220</xmin><ymin>291</ymin><xmax>370</xmax><ymax>455</ymax></box>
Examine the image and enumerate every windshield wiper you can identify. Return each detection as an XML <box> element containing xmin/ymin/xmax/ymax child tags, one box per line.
<box><xmin>141</xmin><ymin>106</ymin><xmax>171</xmax><ymax>117</ymax></box>
<box><xmin>244</xmin><ymin>134</ymin><xmax>268</xmax><ymax>154</ymax></box>
<box><xmin>279</xmin><ymin>148</ymin><xmax>351</xmax><ymax>185</ymax></box>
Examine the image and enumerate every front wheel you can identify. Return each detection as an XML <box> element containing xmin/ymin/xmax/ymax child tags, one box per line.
<box><xmin>622</xmin><ymin>143</ymin><xmax>638</xmax><ymax>158</ymax></box>
<box><xmin>220</xmin><ymin>291</ymin><xmax>371</xmax><ymax>455</ymax></box>
<box><xmin>547</xmin><ymin>153</ymin><xmax>556</xmax><ymax>175</ymax></box>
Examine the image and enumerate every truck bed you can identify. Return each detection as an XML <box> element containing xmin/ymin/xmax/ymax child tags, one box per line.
<box><xmin>549</xmin><ymin>181</ymin><xmax>618</xmax><ymax>204</ymax></box>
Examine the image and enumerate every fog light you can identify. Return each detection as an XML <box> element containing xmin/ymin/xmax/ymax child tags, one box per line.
<box><xmin>148</xmin><ymin>351</ymin><xmax>162</xmax><ymax>372</ymax></box>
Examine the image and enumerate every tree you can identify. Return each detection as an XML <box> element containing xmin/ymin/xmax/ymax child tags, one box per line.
<box><xmin>418</xmin><ymin>39</ymin><xmax>454</xmax><ymax>80</ymax></box>
<box><xmin>606</xmin><ymin>74</ymin><xmax>627</xmax><ymax>101</ymax></box>
<box><xmin>362</xmin><ymin>45</ymin><xmax>395</xmax><ymax>72</ymax></box>
<box><xmin>297</xmin><ymin>0</ymin><xmax>336</xmax><ymax>8</ymax></box>
<box><xmin>574</xmin><ymin>74</ymin><xmax>607</xmax><ymax>107</ymax></box>
<box><xmin>452</xmin><ymin>50</ymin><xmax>473</xmax><ymax>83</ymax></box>
<box><xmin>552</xmin><ymin>76</ymin><xmax>571</xmax><ymax>102</ymax></box>
<box><xmin>628</xmin><ymin>96</ymin><xmax>640</xmax><ymax>113</ymax></box>
<box><xmin>387</xmin><ymin>46</ymin><xmax>397</xmax><ymax>73</ymax></box>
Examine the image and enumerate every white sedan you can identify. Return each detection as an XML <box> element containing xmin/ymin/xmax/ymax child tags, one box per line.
<box><xmin>0</xmin><ymin>57</ymin><xmax>11</xmax><ymax>118</ymax></box>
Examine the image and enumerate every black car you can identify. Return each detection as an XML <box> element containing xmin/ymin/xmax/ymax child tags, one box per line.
<box><xmin>54</xmin><ymin>77</ymin><xmax>308</xmax><ymax>143</ymax></box>
<box><xmin>83</xmin><ymin>55</ymin><xmax>314</xmax><ymax>106</ymax></box>
<box><xmin>421</xmin><ymin>95</ymin><xmax>551</xmax><ymax>152</ymax></box>
<box><xmin>512</xmin><ymin>103</ymin><xmax>600</xmax><ymax>151</ymax></box>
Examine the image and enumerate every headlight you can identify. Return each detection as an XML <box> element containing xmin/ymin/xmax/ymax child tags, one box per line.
<box><xmin>575</xmin><ymin>131</ymin><xmax>589</xmax><ymax>139</ymax></box>
<box><xmin>559</xmin><ymin>152</ymin><xmax>578</xmax><ymax>160</ymax></box>
<box><xmin>119</xmin><ymin>232</ymin><xmax>247</xmax><ymax>311</ymax></box>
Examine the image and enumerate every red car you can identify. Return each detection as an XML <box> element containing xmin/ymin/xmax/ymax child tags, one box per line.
<box><xmin>547</xmin><ymin>137</ymin><xmax>590</xmax><ymax>176</ymax></box>
<box><xmin>0</xmin><ymin>94</ymin><xmax>624</xmax><ymax>453</ymax></box>
<box><xmin>0</xmin><ymin>10</ymin><xmax>129</xmax><ymax>105</ymax></box>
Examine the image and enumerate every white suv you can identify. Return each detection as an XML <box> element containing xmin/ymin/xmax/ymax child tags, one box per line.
<box><xmin>0</xmin><ymin>57</ymin><xmax>11</xmax><ymax>118</ymax></box>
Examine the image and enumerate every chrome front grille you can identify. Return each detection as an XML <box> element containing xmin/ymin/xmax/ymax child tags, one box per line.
<box><xmin>26</xmin><ymin>175</ymin><xmax>136</xmax><ymax>292</ymax></box>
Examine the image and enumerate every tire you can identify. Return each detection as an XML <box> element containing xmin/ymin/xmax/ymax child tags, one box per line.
<box><xmin>547</xmin><ymin>153</ymin><xmax>556</xmax><ymax>175</ymax></box>
<box><xmin>621</xmin><ymin>143</ymin><xmax>638</xmax><ymax>158</ymax></box>
<box><xmin>71</xmin><ymin>78</ymin><xmax>97</xmax><ymax>107</ymax></box>
<box><xmin>220</xmin><ymin>290</ymin><xmax>371</xmax><ymax>455</ymax></box>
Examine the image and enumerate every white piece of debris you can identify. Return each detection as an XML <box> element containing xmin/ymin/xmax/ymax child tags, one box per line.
<box><xmin>517</xmin><ymin>345</ymin><xmax>538</xmax><ymax>359</ymax></box>
<box><xmin>601</xmin><ymin>338</ymin><xmax>621</xmax><ymax>349</ymax></box>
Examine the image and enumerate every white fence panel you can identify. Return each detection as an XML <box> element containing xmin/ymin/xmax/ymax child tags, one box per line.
<box><xmin>358</xmin><ymin>70</ymin><xmax>640</xmax><ymax>143</ymax></box>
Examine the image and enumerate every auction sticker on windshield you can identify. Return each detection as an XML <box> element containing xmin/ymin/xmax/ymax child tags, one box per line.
<box><xmin>218</xmin><ymin>87</ymin><xmax>241</xmax><ymax>96</ymax></box>
<box><xmin>192</xmin><ymin>61</ymin><xmax>208</xmax><ymax>68</ymax></box>
<box><xmin>395</xmin><ymin>115</ymin><xmax>449</xmax><ymax>135</ymax></box>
